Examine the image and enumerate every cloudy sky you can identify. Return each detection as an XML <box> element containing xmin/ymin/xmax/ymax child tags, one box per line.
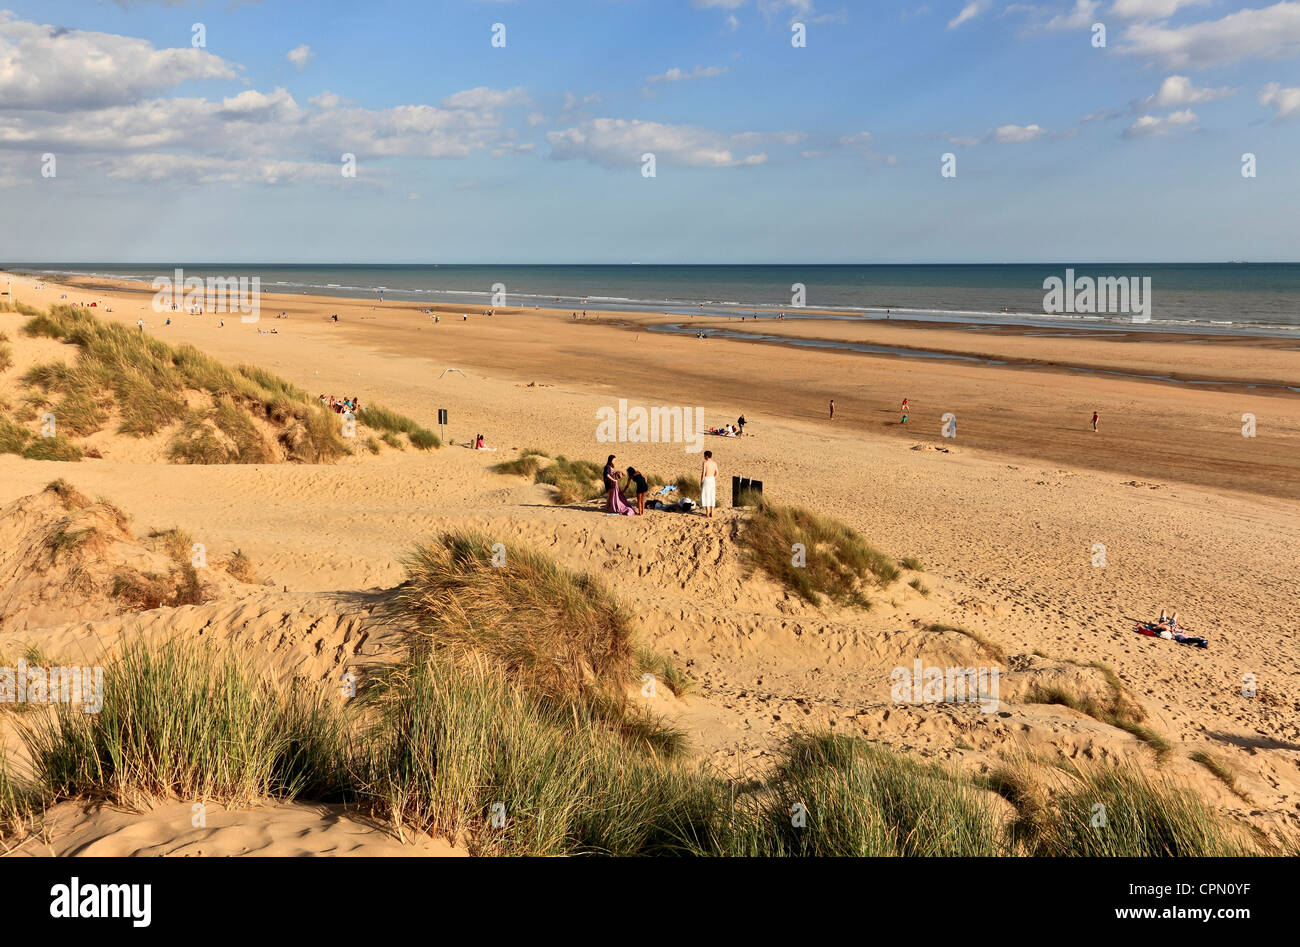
<box><xmin>1</xmin><ymin>0</ymin><xmax>1298</xmax><ymax>262</ymax></box>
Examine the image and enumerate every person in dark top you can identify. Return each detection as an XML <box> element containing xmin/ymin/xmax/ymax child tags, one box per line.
<box><xmin>736</xmin><ymin>415</ymin><xmax>746</xmax><ymax>435</ymax></box>
<box><xmin>604</xmin><ymin>455</ymin><xmax>617</xmax><ymax>493</ymax></box>
<box><xmin>627</xmin><ymin>466</ymin><xmax>650</xmax><ymax>515</ymax></box>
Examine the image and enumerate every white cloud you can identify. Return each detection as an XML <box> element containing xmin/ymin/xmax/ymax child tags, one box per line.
<box><xmin>948</xmin><ymin>1</ymin><xmax>988</xmax><ymax>29</ymax></box>
<box><xmin>286</xmin><ymin>45</ymin><xmax>314</xmax><ymax>70</ymax></box>
<box><xmin>1138</xmin><ymin>75</ymin><xmax>1233</xmax><ymax>111</ymax></box>
<box><xmin>1123</xmin><ymin>108</ymin><xmax>1198</xmax><ymax>137</ymax></box>
<box><xmin>309</xmin><ymin>91</ymin><xmax>341</xmax><ymax>109</ymax></box>
<box><xmin>1109</xmin><ymin>0</ymin><xmax>1211</xmax><ymax>19</ymax></box>
<box><xmin>646</xmin><ymin>65</ymin><xmax>729</xmax><ymax>83</ymax></box>
<box><xmin>1260</xmin><ymin>81</ymin><xmax>1300</xmax><ymax>118</ymax></box>
<box><xmin>1120</xmin><ymin>2</ymin><xmax>1300</xmax><ymax>70</ymax></box>
<box><xmin>991</xmin><ymin>123</ymin><xmax>1045</xmax><ymax>143</ymax></box>
<box><xmin>440</xmin><ymin>86</ymin><xmax>529</xmax><ymax>109</ymax></box>
<box><xmin>1045</xmin><ymin>0</ymin><xmax>1101</xmax><ymax>30</ymax></box>
<box><xmin>562</xmin><ymin>91</ymin><xmax>603</xmax><ymax>111</ymax></box>
<box><xmin>546</xmin><ymin>118</ymin><xmax>768</xmax><ymax>168</ymax></box>
<box><xmin>0</xmin><ymin>11</ymin><xmax>236</xmax><ymax>109</ymax></box>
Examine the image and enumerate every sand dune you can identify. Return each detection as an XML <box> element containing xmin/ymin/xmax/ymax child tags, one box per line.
<box><xmin>1</xmin><ymin>271</ymin><xmax>1297</xmax><ymax>853</ymax></box>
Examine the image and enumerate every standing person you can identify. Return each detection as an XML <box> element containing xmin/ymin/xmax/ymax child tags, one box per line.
<box><xmin>1092</xmin><ymin>411</ymin><xmax>1099</xmax><ymax>433</ymax></box>
<box><xmin>901</xmin><ymin>398</ymin><xmax>909</xmax><ymax>414</ymax></box>
<box><xmin>603</xmin><ymin>455</ymin><xmax>637</xmax><ymax>516</ymax></box>
<box><xmin>736</xmin><ymin>415</ymin><xmax>746</xmax><ymax>436</ymax></box>
<box><xmin>627</xmin><ymin>466</ymin><xmax>650</xmax><ymax>515</ymax></box>
<box><xmin>700</xmin><ymin>450</ymin><xmax>718</xmax><ymax>518</ymax></box>
<box><xmin>829</xmin><ymin>399</ymin><xmax>835</xmax><ymax>421</ymax></box>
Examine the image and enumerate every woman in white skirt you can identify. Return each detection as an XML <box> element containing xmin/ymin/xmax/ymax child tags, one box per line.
<box><xmin>699</xmin><ymin>450</ymin><xmax>718</xmax><ymax>518</ymax></box>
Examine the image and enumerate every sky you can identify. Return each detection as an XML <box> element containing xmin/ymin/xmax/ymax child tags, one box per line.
<box><xmin>0</xmin><ymin>0</ymin><xmax>1298</xmax><ymax>263</ymax></box>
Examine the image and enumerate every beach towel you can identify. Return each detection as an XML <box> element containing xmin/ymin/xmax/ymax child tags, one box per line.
<box><xmin>1133</xmin><ymin>623</ymin><xmax>1208</xmax><ymax>649</ymax></box>
<box><xmin>656</xmin><ymin>485</ymin><xmax>678</xmax><ymax>496</ymax></box>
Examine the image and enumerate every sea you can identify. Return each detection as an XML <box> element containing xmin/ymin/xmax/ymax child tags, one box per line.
<box><xmin>7</xmin><ymin>263</ymin><xmax>1300</xmax><ymax>336</ymax></box>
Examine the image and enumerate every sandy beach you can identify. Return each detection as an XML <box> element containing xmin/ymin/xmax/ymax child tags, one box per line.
<box><xmin>2</xmin><ymin>269</ymin><xmax>1298</xmax><ymax>853</ymax></box>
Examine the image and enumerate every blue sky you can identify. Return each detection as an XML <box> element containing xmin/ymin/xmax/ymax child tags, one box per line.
<box><xmin>1</xmin><ymin>0</ymin><xmax>1298</xmax><ymax>262</ymax></box>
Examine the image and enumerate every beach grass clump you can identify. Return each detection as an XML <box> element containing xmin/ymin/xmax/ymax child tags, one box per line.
<box><xmin>491</xmin><ymin>454</ymin><xmax>546</xmax><ymax>478</ymax></box>
<box><xmin>900</xmin><ymin>556</ymin><xmax>925</xmax><ymax>572</ymax></box>
<box><xmin>533</xmin><ymin>456</ymin><xmax>607</xmax><ymax>505</ymax></box>
<box><xmin>729</xmin><ymin>732</ymin><xmax>1008</xmax><ymax>856</ymax></box>
<box><xmin>356</xmin><ymin>404</ymin><xmax>440</xmax><ymax>450</ymax></box>
<box><xmin>0</xmin><ymin>297</ymin><xmax>42</xmax><ymax>316</ymax></box>
<box><xmin>1024</xmin><ymin>658</ymin><xmax>1168</xmax><ymax>756</ymax></box>
<box><xmin>0</xmin><ymin>331</ymin><xmax>12</xmax><ymax>372</ymax></box>
<box><xmin>395</xmin><ymin>532</ymin><xmax>687</xmax><ymax>758</ymax></box>
<box><xmin>397</xmin><ymin>532</ymin><xmax>637</xmax><ymax>705</ymax></box>
<box><xmin>636</xmin><ymin>648</ymin><xmax>693</xmax><ymax>697</ymax></box>
<box><xmin>110</xmin><ymin>564</ymin><xmax>207</xmax><ymax>610</ymax></box>
<box><xmin>1189</xmin><ymin>750</ymin><xmax>1244</xmax><ymax>797</ymax></box>
<box><xmin>19</xmin><ymin>638</ymin><xmax>351</xmax><ymax>810</ymax></box>
<box><xmin>1025</xmin><ymin>761</ymin><xmax>1254</xmax><ymax>857</ymax></box>
<box><xmin>0</xmin><ymin>415</ymin><xmax>31</xmax><ymax>455</ymax></box>
<box><xmin>20</xmin><ymin>434</ymin><xmax>83</xmax><ymax>462</ymax></box>
<box><xmin>738</xmin><ymin>500</ymin><xmax>900</xmax><ymax>608</ymax></box>
<box><xmin>359</xmin><ymin>654</ymin><xmax>724</xmax><ymax>855</ymax></box>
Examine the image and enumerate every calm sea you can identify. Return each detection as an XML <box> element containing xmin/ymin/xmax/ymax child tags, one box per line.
<box><xmin>9</xmin><ymin>263</ymin><xmax>1300</xmax><ymax>335</ymax></box>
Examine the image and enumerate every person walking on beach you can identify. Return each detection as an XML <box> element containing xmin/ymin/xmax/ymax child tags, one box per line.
<box><xmin>700</xmin><ymin>451</ymin><xmax>718</xmax><ymax>519</ymax></box>
<box><xmin>829</xmin><ymin>400</ymin><xmax>835</xmax><ymax>421</ymax></box>
<box><xmin>1092</xmin><ymin>411</ymin><xmax>1100</xmax><ymax>433</ymax></box>
<box><xmin>736</xmin><ymin>415</ymin><xmax>746</xmax><ymax>436</ymax></box>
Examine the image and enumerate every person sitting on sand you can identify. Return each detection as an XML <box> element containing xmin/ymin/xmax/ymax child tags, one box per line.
<box><xmin>474</xmin><ymin>434</ymin><xmax>485</xmax><ymax>449</ymax></box>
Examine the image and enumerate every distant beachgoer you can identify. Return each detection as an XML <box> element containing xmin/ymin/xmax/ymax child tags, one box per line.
<box><xmin>137</xmin><ymin>319</ymin><xmax>144</xmax><ymax>332</ymax></box>
<box><xmin>901</xmin><ymin>398</ymin><xmax>909</xmax><ymax>413</ymax></box>
<box><xmin>332</xmin><ymin>314</ymin><xmax>338</xmax><ymax>322</ymax></box>
<box><xmin>737</xmin><ymin>415</ymin><xmax>746</xmax><ymax>435</ymax></box>
<box><xmin>700</xmin><ymin>450</ymin><xmax>718</xmax><ymax>518</ymax></box>
<box><xmin>829</xmin><ymin>400</ymin><xmax>835</xmax><ymax>421</ymax></box>
<box><xmin>474</xmin><ymin>434</ymin><xmax>485</xmax><ymax>450</ymax></box>
<box><xmin>1092</xmin><ymin>411</ymin><xmax>1099</xmax><ymax>432</ymax></box>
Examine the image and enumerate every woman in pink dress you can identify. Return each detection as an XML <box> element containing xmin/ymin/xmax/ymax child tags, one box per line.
<box><xmin>604</xmin><ymin>455</ymin><xmax>638</xmax><ymax>515</ymax></box>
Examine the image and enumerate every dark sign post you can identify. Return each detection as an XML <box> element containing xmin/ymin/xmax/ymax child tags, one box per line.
<box><xmin>437</xmin><ymin>408</ymin><xmax>448</xmax><ymax>444</ymax></box>
<box><xmin>731</xmin><ymin>476</ymin><xmax>764</xmax><ymax>507</ymax></box>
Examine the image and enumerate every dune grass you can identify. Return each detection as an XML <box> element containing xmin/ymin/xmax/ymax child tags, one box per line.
<box><xmin>19</xmin><ymin>639</ymin><xmax>351</xmax><ymax>811</ymax></box>
<box><xmin>491</xmin><ymin>454</ymin><xmax>546</xmax><ymax>477</ymax></box>
<box><xmin>1024</xmin><ymin>658</ymin><xmax>1171</xmax><ymax>758</ymax></box>
<box><xmin>924</xmin><ymin>623</ymin><xmax>1006</xmax><ymax>662</ymax></box>
<box><xmin>1022</xmin><ymin>761</ymin><xmax>1255</xmax><ymax>856</ymax></box>
<box><xmin>728</xmin><ymin>732</ymin><xmax>1008</xmax><ymax>856</ymax></box>
<box><xmin>738</xmin><ymin>500</ymin><xmax>901</xmax><ymax>608</ymax></box>
<box><xmin>394</xmin><ymin>532</ymin><xmax>686</xmax><ymax>756</ymax></box>
<box><xmin>534</xmin><ymin>456</ymin><xmax>607</xmax><ymax>505</ymax></box>
<box><xmin>356</xmin><ymin>404</ymin><xmax>440</xmax><ymax>450</ymax></box>
<box><xmin>7</xmin><ymin>303</ymin><xmax>416</xmax><ymax>463</ymax></box>
<box><xmin>0</xmin><ymin>637</ymin><xmax>1267</xmax><ymax>857</ymax></box>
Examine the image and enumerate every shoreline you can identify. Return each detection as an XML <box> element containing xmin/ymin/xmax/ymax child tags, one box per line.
<box><xmin>13</xmin><ymin>270</ymin><xmax>1298</xmax><ymax>393</ymax></box>
<box><xmin>7</xmin><ymin>266</ymin><xmax>1300</xmax><ymax>340</ymax></box>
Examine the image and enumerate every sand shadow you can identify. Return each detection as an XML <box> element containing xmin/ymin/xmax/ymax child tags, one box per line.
<box><xmin>1202</xmin><ymin>730</ymin><xmax>1300</xmax><ymax>753</ymax></box>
